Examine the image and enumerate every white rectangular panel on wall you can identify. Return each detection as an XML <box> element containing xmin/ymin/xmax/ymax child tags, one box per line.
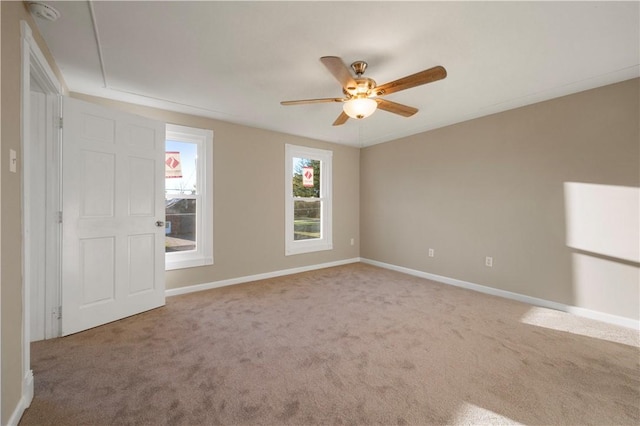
<box><xmin>62</xmin><ymin>97</ymin><xmax>166</xmax><ymax>336</ymax></box>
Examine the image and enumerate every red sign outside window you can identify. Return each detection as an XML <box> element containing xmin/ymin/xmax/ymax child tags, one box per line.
<box><xmin>303</xmin><ymin>166</ymin><xmax>314</xmax><ymax>187</ymax></box>
<box><xmin>165</xmin><ymin>151</ymin><xmax>182</xmax><ymax>178</ymax></box>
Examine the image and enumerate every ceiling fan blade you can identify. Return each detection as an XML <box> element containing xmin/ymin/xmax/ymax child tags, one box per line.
<box><xmin>374</xmin><ymin>65</ymin><xmax>447</xmax><ymax>96</ymax></box>
<box><xmin>320</xmin><ymin>56</ymin><xmax>358</xmax><ymax>92</ymax></box>
<box><xmin>281</xmin><ymin>97</ymin><xmax>344</xmax><ymax>106</ymax></box>
<box><xmin>376</xmin><ymin>99</ymin><xmax>418</xmax><ymax>117</ymax></box>
<box><xmin>332</xmin><ymin>111</ymin><xmax>349</xmax><ymax>126</ymax></box>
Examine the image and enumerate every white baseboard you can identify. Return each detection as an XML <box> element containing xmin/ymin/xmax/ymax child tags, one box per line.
<box><xmin>361</xmin><ymin>258</ymin><xmax>640</xmax><ymax>330</ymax></box>
<box><xmin>164</xmin><ymin>256</ymin><xmax>638</xmax><ymax>330</ymax></box>
<box><xmin>165</xmin><ymin>257</ymin><xmax>361</xmax><ymax>297</ymax></box>
<box><xmin>7</xmin><ymin>370</ymin><xmax>33</xmax><ymax>426</ymax></box>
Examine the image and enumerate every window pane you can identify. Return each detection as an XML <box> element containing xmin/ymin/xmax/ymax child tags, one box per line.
<box><xmin>292</xmin><ymin>158</ymin><xmax>320</xmax><ymax>198</ymax></box>
<box><xmin>285</xmin><ymin>144</ymin><xmax>332</xmax><ymax>256</ymax></box>
<box><xmin>165</xmin><ymin>198</ymin><xmax>196</xmax><ymax>252</ymax></box>
<box><xmin>166</xmin><ymin>140</ymin><xmax>198</xmax><ymax>195</ymax></box>
<box><xmin>294</xmin><ymin>200</ymin><xmax>321</xmax><ymax>240</ymax></box>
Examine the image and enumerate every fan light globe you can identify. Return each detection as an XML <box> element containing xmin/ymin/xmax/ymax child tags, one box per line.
<box><xmin>343</xmin><ymin>97</ymin><xmax>377</xmax><ymax>119</ymax></box>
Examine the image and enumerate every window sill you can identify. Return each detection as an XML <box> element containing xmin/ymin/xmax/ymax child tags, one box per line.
<box><xmin>285</xmin><ymin>242</ymin><xmax>333</xmax><ymax>256</ymax></box>
<box><xmin>165</xmin><ymin>255</ymin><xmax>213</xmax><ymax>271</ymax></box>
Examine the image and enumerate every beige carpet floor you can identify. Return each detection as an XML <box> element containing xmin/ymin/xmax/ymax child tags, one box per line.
<box><xmin>20</xmin><ymin>263</ymin><xmax>640</xmax><ymax>425</ymax></box>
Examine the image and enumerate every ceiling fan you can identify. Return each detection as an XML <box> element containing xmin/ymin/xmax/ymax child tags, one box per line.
<box><xmin>281</xmin><ymin>56</ymin><xmax>447</xmax><ymax>126</ymax></box>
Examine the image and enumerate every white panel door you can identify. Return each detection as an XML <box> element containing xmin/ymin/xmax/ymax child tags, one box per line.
<box><xmin>61</xmin><ymin>97</ymin><xmax>165</xmax><ymax>335</ymax></box>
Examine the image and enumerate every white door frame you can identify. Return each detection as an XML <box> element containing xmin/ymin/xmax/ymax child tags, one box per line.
<box><xmin>20</xmin><ymin>20</ymin><xmax>63</xmax><ymax>407</ymax></box>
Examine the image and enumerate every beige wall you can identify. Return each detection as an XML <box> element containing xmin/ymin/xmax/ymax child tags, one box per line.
<box><xmin>3</xmin><ymin>2</ymin><xmax>32</xmax><ymax>422</ymax></box>
<box><xmin>70</xmin><ymin>93</ymin><xmax>361</xmax><ymax>290</ymax></box>
<box><xmin>1</xmin><ymin>2</ymin><xmax>67</xmax><ymax>422</ymax></box>
<box><xmin>361</xmin><ymin>78</ymin><xmax>640</xmax><ymax>321</ymax></box>
<box><xmin>0</xmin><ymin>1</ymin><xmax>3</xmax><ymax>419</ymax></box>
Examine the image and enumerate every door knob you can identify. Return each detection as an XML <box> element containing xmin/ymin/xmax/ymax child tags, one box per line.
<box><xmin>155</xmin><ymin>221</ymin><xmax>165</xmax><ymax>227</ymax></box>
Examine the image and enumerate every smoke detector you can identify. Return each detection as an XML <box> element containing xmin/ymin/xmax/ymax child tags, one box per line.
<box><xmin>28</xmin><ymin>2</ymin><xmax>61</xmax><ymax>22</ymax></box>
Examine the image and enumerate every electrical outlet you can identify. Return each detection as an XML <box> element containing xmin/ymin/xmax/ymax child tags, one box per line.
<box><xmin>485</xmin><ymin>256</ymin><xmax>493</xmax><ymax>267</ymax></box>
<box><xmin>350</xmin><ymin>238</ymin><xmax>355</xmax><ymax>246</ymax></box>
<box><xmin>428</xmin><ymin>248</ymin><xmax>435</xmax><ymax>257</ymax></box>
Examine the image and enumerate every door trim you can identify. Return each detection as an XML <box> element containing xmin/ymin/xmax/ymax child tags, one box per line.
<box><xmin>20</xmin><ymin>20</ymin><xmax>63</xmax><ymax>408</ymax></box>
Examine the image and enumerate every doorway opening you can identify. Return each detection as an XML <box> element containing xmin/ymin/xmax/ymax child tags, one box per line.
<box><xmin>21</xmin><ymin>20</ymin><xmax>63</xmax><ymax>407</ymax></box>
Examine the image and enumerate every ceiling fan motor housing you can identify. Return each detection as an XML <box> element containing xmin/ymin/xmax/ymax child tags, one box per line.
<box><xmin>343</xmin><ymin>78</ymin><xmax>377</xmax><ymax>97</ymax></box>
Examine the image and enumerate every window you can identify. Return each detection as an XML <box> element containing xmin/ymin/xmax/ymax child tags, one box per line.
<box><xmin>285</xmin><ymin>144</ymin><xmax>333</xmax><ymax>255</ymax></box>
<box><xmin>165</xmin><ymin>124</ymin><xmax>213</xmax><ymax>270</ymax></box>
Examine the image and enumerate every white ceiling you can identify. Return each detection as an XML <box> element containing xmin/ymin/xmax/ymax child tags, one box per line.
<box><xmin>32</xmin><ymin>1</ymin><xmax>639</xmax><ymax>148</ymax></box>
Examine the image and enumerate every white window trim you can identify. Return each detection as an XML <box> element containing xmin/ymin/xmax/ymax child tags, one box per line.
<box><xmin>285</xmin><ymin>144</ymin><xmax>333</xmax><ymax>256</ymax></box>
<box><xmin>165</xmin><ymin>124</ymin><xmax>214</xmax><ymax>270</ymax></box>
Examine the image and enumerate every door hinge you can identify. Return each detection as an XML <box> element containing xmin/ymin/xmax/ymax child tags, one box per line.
<box><xmin>58</xmin><ymin>117</ymin><xmax>63</xmax><ymax>129</ymax></box>
<box><xmin>57</xmin><ymin>211</ymin><xmax>63</xmax><ymax>224</ymax></box>
<box><xmin>54</xmin><ymin>306</ymin><xmax>62</xmax><ymax>320</ymax></box>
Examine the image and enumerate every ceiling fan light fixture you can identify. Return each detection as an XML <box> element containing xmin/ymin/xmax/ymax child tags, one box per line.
<box><xmin>343</xmin><ymin>97</ymin><xmax>377</xmax><ymax>119</ymax></box>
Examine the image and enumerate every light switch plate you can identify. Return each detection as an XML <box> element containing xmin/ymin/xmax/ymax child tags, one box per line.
<box><xmin>10</xmin><ymin>149</ymin><xmax>17</xmax><ymax>173</ymax></box>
